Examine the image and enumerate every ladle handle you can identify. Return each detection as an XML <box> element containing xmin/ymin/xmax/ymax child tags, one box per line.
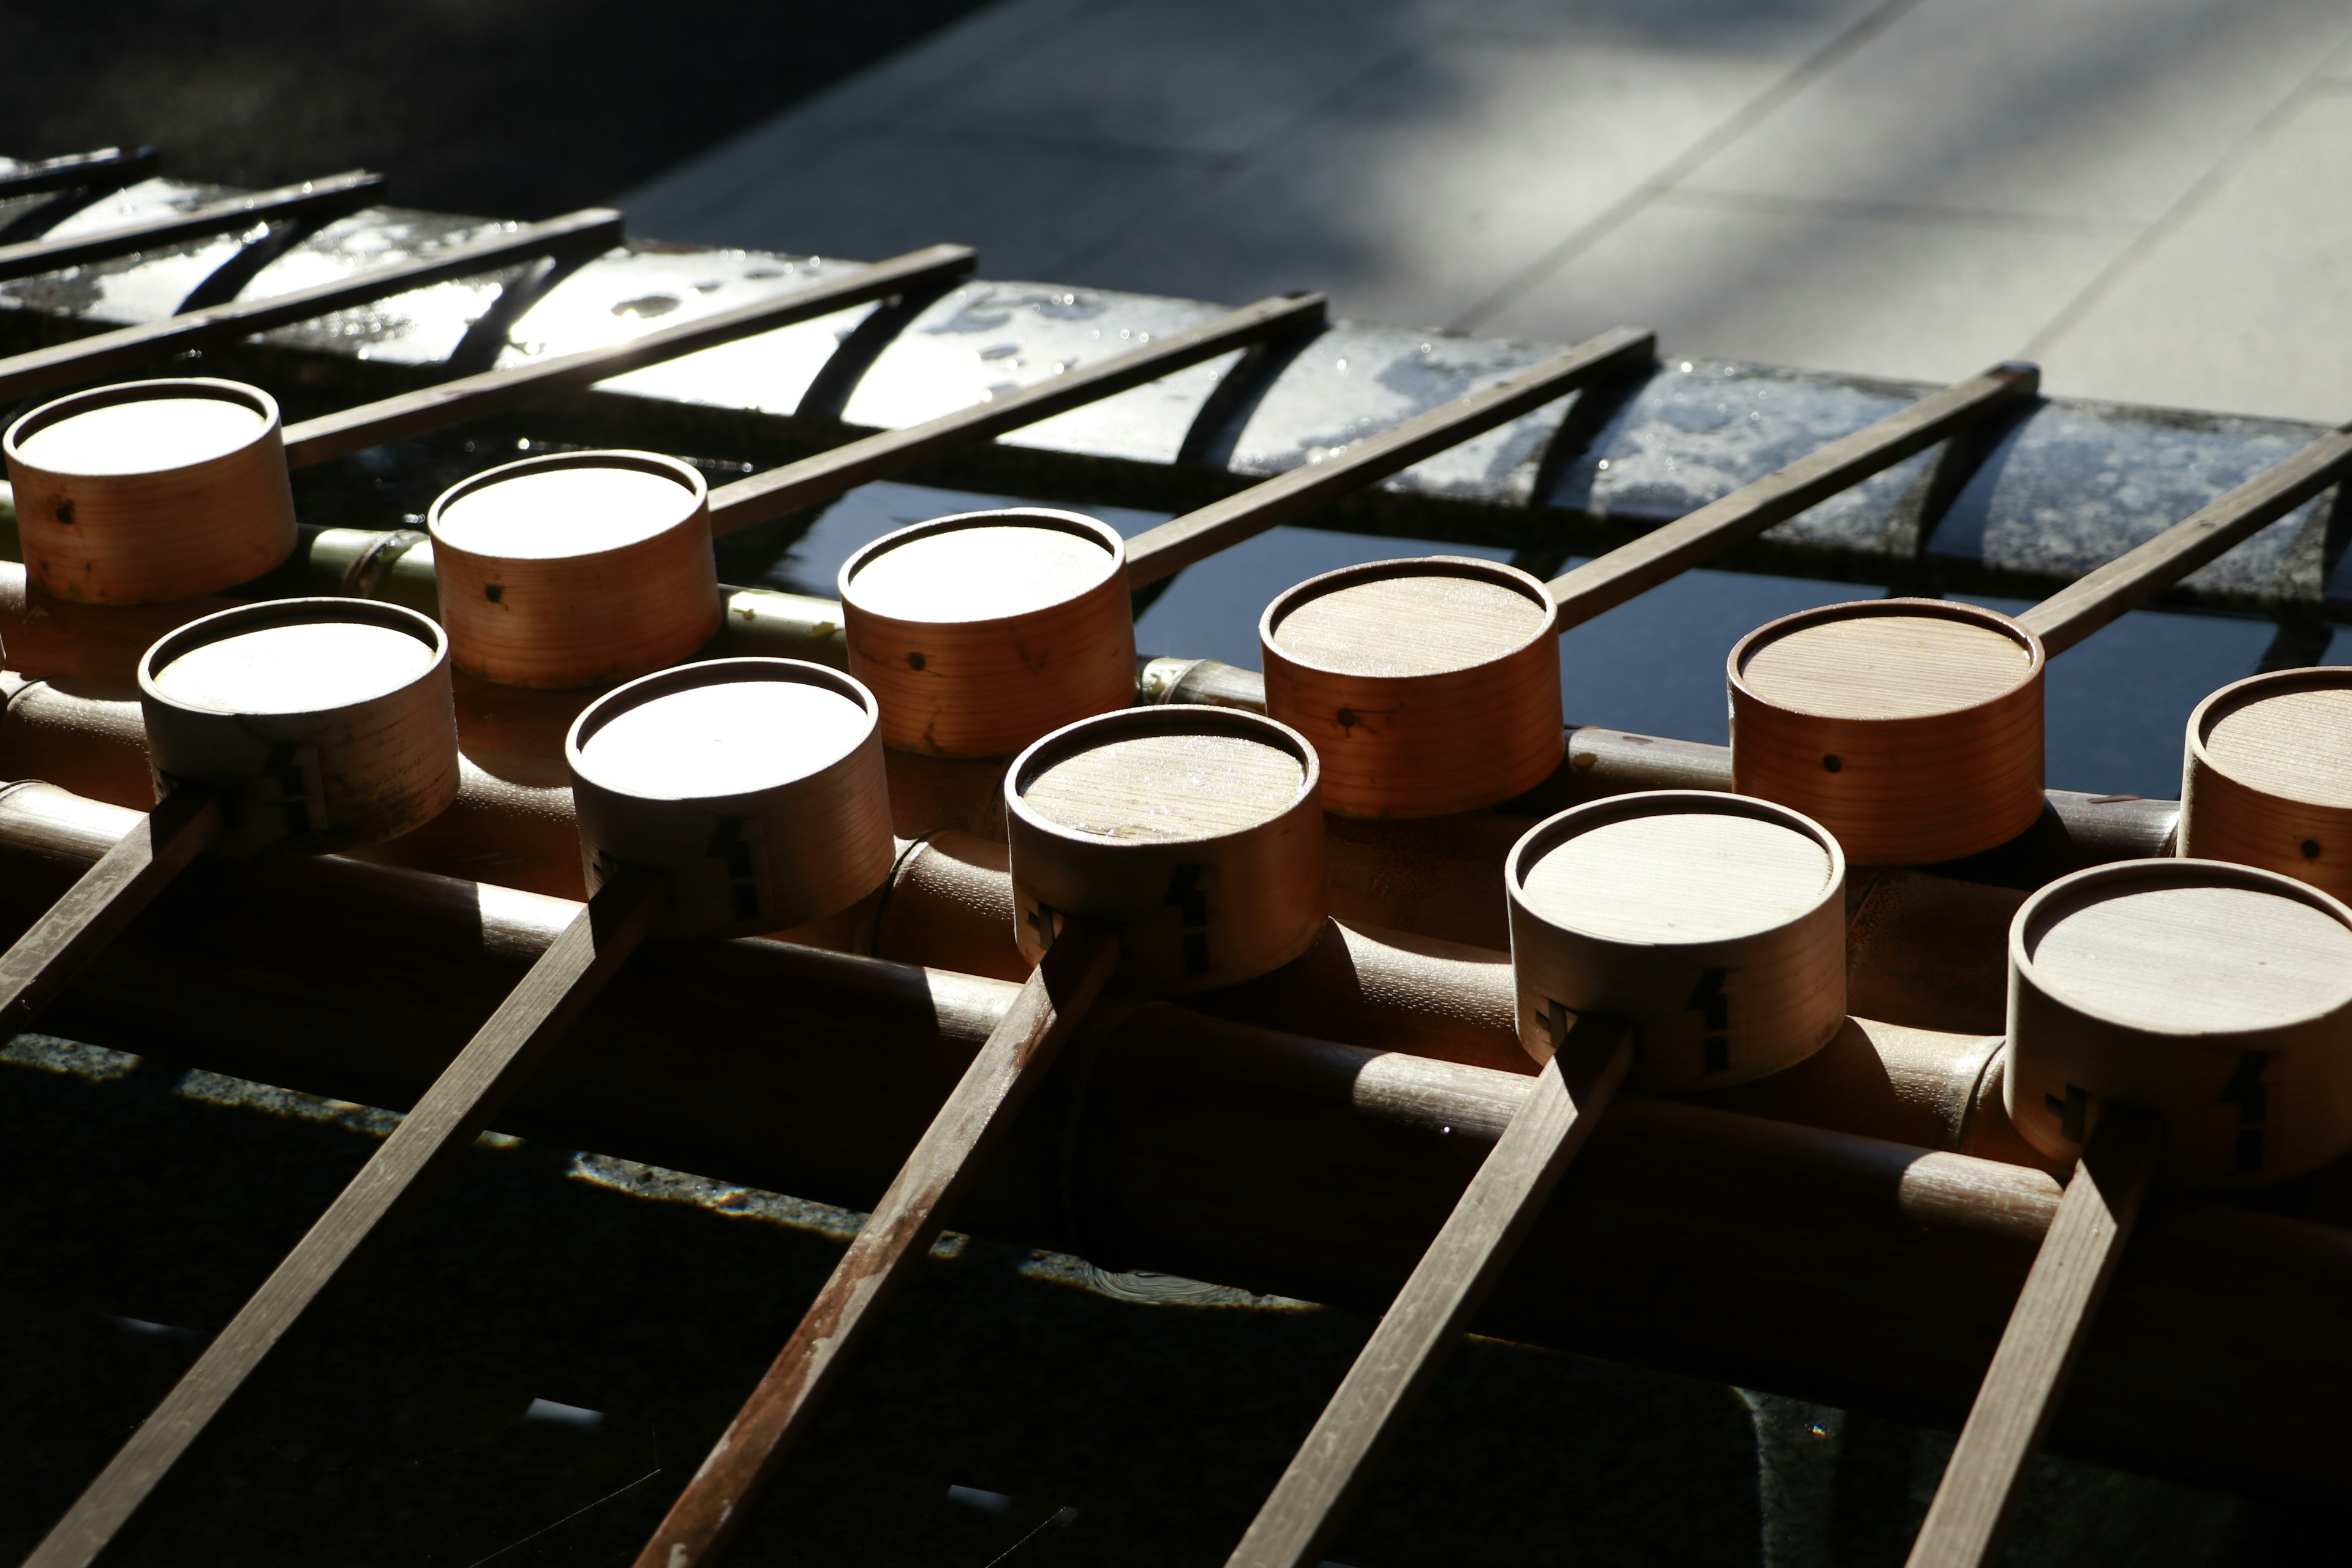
<box><xmin>23</xmin><ymin>865</ymin><xmax>664</xmax><ymax>1568</ymax></box>
<box><xmin>635</xmin><ymin>918</ymin><xmax>1121</xmax><ymax>1568</ymax></box>
<box><xmin>0</xmin><ymin>782</ymin><xmax>221</xmax><ymax>1037</ymax></box>
<box><xmin>1905</xmin><ymin>1104</ymin><xmax>2165</xmax><ymax>1568</ymax></box>
<box><xmin>1224</xmin><ymin>1015</ymin><xmax>1634</xmax><ymax>1568</ymax></box>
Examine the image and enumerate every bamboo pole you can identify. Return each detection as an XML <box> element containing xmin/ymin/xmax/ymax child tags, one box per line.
<box><xmin>0</xmin><ymin>785</ymin><xmax>2345</xmax><ymax>1501</ymax></box>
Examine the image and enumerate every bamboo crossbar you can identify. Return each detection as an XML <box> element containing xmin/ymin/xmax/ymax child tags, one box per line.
<box><xmin>0</xmin><ymin>782</ymin><xmax>2345</xmax><ymax>1503</ymax></box>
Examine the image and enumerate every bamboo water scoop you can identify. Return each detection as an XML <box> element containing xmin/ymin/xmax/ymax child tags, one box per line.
<box><xmin>0</xmin><ymin>597</ymin><xmax>456</xmax><ymax>1039</ymax></box>
<box><xmin>6</xmin><ymin>379</ymin><xmax>299</xmax><ymax>603</ymax></box>
<box><xmin>2179</xmin><ymin>666</ymin><xmax>2352</xmax><ymax>900</ymax></box>
<box><xmin>1905</xmin><ymin>858</ymin><xmax>2352</xmax><ymax>1568</ymax></box>
<box><xmin>429</xmin><ymin>449</ymin><xmax>722</xmax><ymax>689</ymax></box>
<box><xmin>1202</xmin><ymin>361</ymin><xmax>2040</xmax><ymax>820</ymax></box>
<box><xmin>26</xmin><ymin>655</ymin><xmax>897</xmax><ymax>1568</ymax></box>
<box><xmin>641</xmin><ymin>704</ymin><xmax>1325</xmax><ymax>1566</ymax></box>
<box><xmin>1731</xmin><ymin>418</ymin><xmax>2352</xmax><ymax>864</ymax></box>
<box><xmin>839</xmin><ymin>507</ymin><xmax>1136</xmax><ymax>756</ymax></box>
<box><xmin>1227</xmin><ymin>789</ymin><xmax>1847</xmax><ymax>1567</ymax></box>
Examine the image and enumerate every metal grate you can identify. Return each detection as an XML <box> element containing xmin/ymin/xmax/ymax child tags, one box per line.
<box><xmin>0</xmin><ymin>145</ymin><xmax>2345</xmax><ymax>1568</ymax></box>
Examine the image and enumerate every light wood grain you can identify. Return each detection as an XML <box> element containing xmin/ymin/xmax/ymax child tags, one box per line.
<box><xmin>1223</xmin><ymin>1020</ymin><xmax>1632</xmax><ymax>1568</ymax></box>
<box><xmin>2006</xmin><ymin>859</ymin><xmax>2352</xmax><ymax>1187</ymax></box>
<box><xmin>568</xmin><ymin>657</ymin><xmax>897</xmax><ymax>938</ymax></box>
<box><xmin>2183</xmin><ymin>669</ymin><xmax>2352</xmax><ymax>902</ymax></box>
<box><xmin>1270</xmin><ymin>572</ymin><xmax>1550</xmax><ymax>675</ymax></box>
<box><xmin>1905</xmin><ymin>1106</ymin><xmax>2162</xmax><ymax>1568</ymax></box>
<box><xmin>1730</xmin><ymin>599</ymin><xmax>2046</xmax><ymax>865</ymax></box>
<box><xmin>1738</xmin><ymin>614</ymin><xmax>2032</xmax><ymax>720</ymax></box>
<box><xmin>1507</xmin><ymin>792</ymin><xmax>1846</xmax><ymax>1092</ymax></box>
<box><xmin>1126</xmin><ymin>326</ymin><xmax>1655</xmax><ymax>587</ymax></box>
<box><xmin>1008</xmin><ymin>707</ymin><xmax>1325</xmax><ymax>990</ymax></box>
<box><xmin>841</xmin><ymin>509</ymin><xmax>1136</xmax><ymax>757</ymax></box>
<box><xmin>0</xmin><ymin>783</ymin><xmax>220</xmax><ymax>1037</ymax></box>
<box><xmin>4</xmin><ymin>379</ymin><xmax>297</xmax><ymax>604</ymax></box>
<box><xmin>23</xmin><ymin>866</ymin><xmax>663</xmax><ymax>1568</ymax></box>
<box><xmin>429</xmin><ymin>450</ymin><xmax>721</xmax><ymax>688</ymax></box>
<box><xmin>137</xmin><ymin>598</ymin><xmax>459</xmax><ymax>856</ymax></box>
<box><xmin>1022</xmin><ymin>732</ymin><xmax>1305</xmax><ymax>841</ymax></box>
<box><xmin>631</xmin><ymin>921</ymin><xmax>1120</xmax><ymax>1568</ymax></box>
<box><xmin>1262</xmin><ymin>557</ymin><xmax>1562</xmax><ymax>818</ymax></box>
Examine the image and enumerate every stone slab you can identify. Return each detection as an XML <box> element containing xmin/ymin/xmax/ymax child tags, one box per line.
<box><xmin>1687</xmin><ymin>0</ymin><xmax>2352</xmax><ymax>225</ymax></box>
<box><xmin>1487</xmin><ymin>193</ymin><xmax>2133</xmax><ymax>385</ymax></box>
<box><xmin>2036</xmin><ymin>92</ymin><xmax>2352</xmax><ymax>424</ymax></box>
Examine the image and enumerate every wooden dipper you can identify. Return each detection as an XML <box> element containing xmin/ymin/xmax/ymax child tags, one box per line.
<box><xmin>1261</xmin><ymin>556</ymin><xmax>1561</xmax><ymax>818</ymax></box>
<box><xmin>838</xmin><ymin>507</ymin><xmax>1135</xmax><ymax>757</ymax></box>
<box><xmin>1506</xmin><ymin>790</ymin><xmax>1845</xmax><ymax>1093</ymax></box>
<box><xmin>1006</xmin><ymin>706</ymin><xmax>1324</xmax><ymax>992</ymax></box>
<box><xmin>4</xmin><ymin>377</ymin><xmax>296</xmax><ymax>604</ymax></box>
<box><xmin>428</xmin><ymin>450</ymin><xmax>720</xmax><ymax>688</ymax></box>
<box><xmin>2003</xmin><ymin>857</ymin><xmax>2352</xmax><ymax>1188</ymax></box>
<box><xmin>40</xmin><ymin>656</ymin><xmax>906</xmax><ymax>1559</ymax></box>
<box><xmin>567</xmin><ymin>657</ymin><xmax>895</xmax><ymax>940</ymax></box>
<box><xmin>2180</xmin><ymin>667</ymin><xmax>2352</xmax><ymax>902</ymax></box>
<box><xmin>4</xmin><ymin>597</ymin><xmax>456</xmax><ymax>1051</ymax></box>
<box><xmin>1906</xmin><ymin>857</ymin><xmax>2352</xmax><ymax>1568</ymax></box>
<box><xmin>1730</xmin><ymin>598</ymin><xmax>2043</xmax><ymax>865</ymax></box>
<box><xmin>138</xmin><ymin>597</ymin><xmax>459</xmax><ymax>858</ymax></box>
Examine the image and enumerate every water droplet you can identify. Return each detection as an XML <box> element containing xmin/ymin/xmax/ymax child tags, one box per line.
<box><xmin>1335</xmin><ymin>356</ymin><xmax>1349</xmax><ymax>371</ymax></box>
<box><xmin>1679</xmin><ymin>361</ymin><xmax>1694</xmax><ymax>373</ymax></box>
<box><xmin>612</xmin><ymin>294</ymin><xmax>680</xmax><ymax>320</ymax></box>
<box><xmin>1596</xmin><ymin>459</ymin><xmax>1610</xmax><ymax>470</ymax></box>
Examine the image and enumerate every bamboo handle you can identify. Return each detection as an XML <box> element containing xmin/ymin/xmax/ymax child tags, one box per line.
<box><xmin>634</xmin><ymin>918</ymin><xmax>1119</xmax><ymax>1568</ymax></box>
<box><xmin>1224</xmin><ymin>1016</ymin><xmax>1634</xmax><ymax>1568</ymax></box>
<box><xmin>2019</xmin><ymin>424</ymin><xmax>2352</xmax><ymax>657</ymax></box>
<box><xmin>707</xmin><ymin>292</ymin><xmax>1329</xmax><ymax>537</ymax></box>
<box><xmin>1126</xmin><ymin>325</ymin><xmax>1654</xmax><ymax>587</ymax></box>
<box><xmin>23</xmin><ymin>865</ymin><xmax>664</xmax><ymax>1568</ymax></box>
<box><xmin>0</xmin><ymin>206</ymin><xmax>627</xmax><ymax>404</ymax></box>
<box><xmin>1544</xmin><ymin>361</ymin><xmax>2040</xmax><ymax>625</ymax></box>
<box><xmin>281</xmin><ymin>244</ymin><xmax>978</xmax><ymax>468</ymax></box>
<box><xmin>0</xmin><ymin>146</ymin><xmax>157</xmax><ymax>198</ymax></box>
<box><xmin>0</xmin><ymin>783</ymin><xmax>220</xmax><ymax>1036</ymax></box>
<box><xmin>0</xmin><ymin>170</ymin><xmax>381</xmax><ymax>283</ymax></box>
<box><xmin>1904</xmin><ymin>1105</ymin><xmax>2163</xmax><ymax>1568</ymax></box>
